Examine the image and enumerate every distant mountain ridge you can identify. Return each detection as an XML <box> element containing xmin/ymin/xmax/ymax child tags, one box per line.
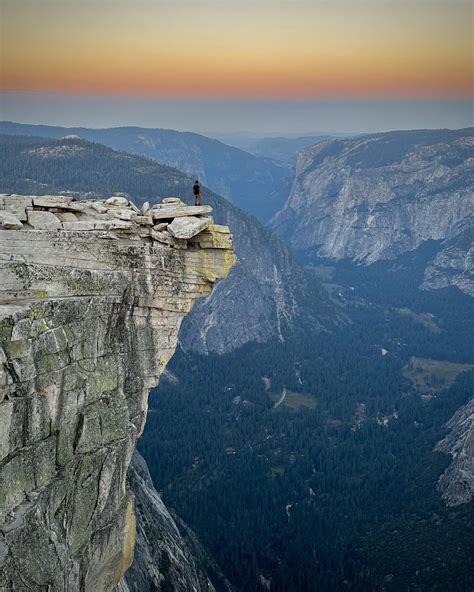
<box><xmin>270</xmin><ymin>128</ymin><xmax>474</xmax><ymax>296</ymax></box>
<box><xmin>218</xmin><ymin>134</ymin><xmax>335</xmax><ymax>164</ymax></box>
<box><xmin>0</xmin><ymin>121</ymin><xmax>290</xmax><ymax>222</ymax></box>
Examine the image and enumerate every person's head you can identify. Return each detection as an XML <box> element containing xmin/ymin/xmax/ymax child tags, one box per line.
<box><xmin>195</xmin><ymin>180</ymin><xmax>199</xmax><ymax>184</ymax></box>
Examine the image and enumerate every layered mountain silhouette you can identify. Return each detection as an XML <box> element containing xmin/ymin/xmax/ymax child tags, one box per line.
<box><xmin>0</xmin><ymin>122</ymin><xmax>290</xmax><ymax>222</ymax></box>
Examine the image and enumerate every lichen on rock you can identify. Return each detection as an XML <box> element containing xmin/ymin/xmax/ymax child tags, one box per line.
<box><xmin>0</xmin><ymin>194</ymin><xmax>235</xmax><ymax>591</ymax></box>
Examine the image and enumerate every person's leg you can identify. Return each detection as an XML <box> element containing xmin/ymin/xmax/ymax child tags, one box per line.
<box><xmin>196</xmin><ymin>193</ymin><xmax>201</xmax><ymax>206</ymax></box>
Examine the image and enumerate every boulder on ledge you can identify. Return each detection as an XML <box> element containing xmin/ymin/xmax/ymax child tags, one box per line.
<box><xmin>27</xmin><ymin>210</ymin><xmax>61</xmax><ymax>230</ymax></box>
<box><xmin>168</xmin><ymin>216</ymin><xmax>211</xmax><ymax>239</ymax></box>
<box><xmin>106</xmin><ymin>196</ymin><xmax>129</xmax><ymax>206</ymax></box>
<box><xmin>33</xmin><ymin>196</ymin><xmax>74</xmax><ymax>208</ymax></box>
<box><xmin>0</xmin><ymin>211</ymin><xmax>23</xmax><ymax>229</ymax></box>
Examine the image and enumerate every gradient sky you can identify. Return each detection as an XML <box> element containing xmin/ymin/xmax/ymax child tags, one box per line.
<box><xmin>2</xmin><ymin>0</ymin><xmax>473</xmax><ymax>99</ymax></box>
<box><xmin>1</xmin><ymin>0</ymin><xmax>473</xmax><ymax>132</ymax></box>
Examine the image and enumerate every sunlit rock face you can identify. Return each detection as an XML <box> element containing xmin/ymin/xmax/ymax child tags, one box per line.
<box><xmin>270</xmin><ymin>129</ymin><xmax>473</xmax><ymax>294</ymax></box>
<box><xmin>0</xmin><ymin>195</ymin><xmax>235</xmax><ymax>591</ymax></box>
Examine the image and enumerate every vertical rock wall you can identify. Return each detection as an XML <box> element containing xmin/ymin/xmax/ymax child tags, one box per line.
<box><xmin>0</xmin><ymin>196</ymin><xmax>235</xmax><ymax>591</ymax></box>
<box><xmin>435</xmin><ymin>398</ymin><xmax>474</xmax><ymax>507</ymax></box>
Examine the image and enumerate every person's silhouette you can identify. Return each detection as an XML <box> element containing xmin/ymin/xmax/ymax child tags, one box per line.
<box><xmin>193</xmin><ymin>180</ymin><xmax>201</xmax><ymax>206</ymax></box>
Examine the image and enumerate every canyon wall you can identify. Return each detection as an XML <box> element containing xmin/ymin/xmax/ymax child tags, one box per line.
<box><xmin>270</xmin><ymin>129</ymin><xmax>473</xmax><ymax>295</ymax></box>
<box><xmin>0</xmin><ymin>195</ymin><xmax>235</xmax><ymax>591</ymax></box>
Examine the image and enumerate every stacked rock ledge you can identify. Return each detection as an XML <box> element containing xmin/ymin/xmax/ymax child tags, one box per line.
<box><xmin>0</xmin><ymin>195</ymin><xmax>236</xmax><ymax>591</ymax></box>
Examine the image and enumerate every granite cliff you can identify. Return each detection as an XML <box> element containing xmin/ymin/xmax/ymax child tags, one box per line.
<box><xmin>0</xmin><ymin>194</ymin><xmax>235</xmax><ymax>590</ymax></box>
<box><xmin>270</xmin><ymin>128</ymin><xmax>474</xmax><ymax>296</ymax></box>
<box><xmin>435</xmin><ymin>397</ymin><xmax>474</xmax><ymax>507</ymax></box>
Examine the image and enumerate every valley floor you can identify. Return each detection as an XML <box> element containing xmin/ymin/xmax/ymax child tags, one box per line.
<box><xmin>140</xmin><ymin>253</ymin><xmax>474</xmax><ymax>592</ymax></box>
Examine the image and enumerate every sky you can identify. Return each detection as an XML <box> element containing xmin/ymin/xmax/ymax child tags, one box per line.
<box><xmin>1</xmin><ymin>0</ymin><xmax>473</xmax><ymax>133</ymax></box>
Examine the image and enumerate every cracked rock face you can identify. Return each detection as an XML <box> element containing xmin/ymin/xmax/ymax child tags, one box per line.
<box><xmin>0</xmin><ymin>195</ymin><xmax>235</xmax><ymax>591</ymax></box>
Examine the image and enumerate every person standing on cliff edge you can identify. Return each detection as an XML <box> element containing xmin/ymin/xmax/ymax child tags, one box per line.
<box><xmin>193</xmin><ymin>180</ymin><xmax>201</xmax><ymax>206</ymax></box>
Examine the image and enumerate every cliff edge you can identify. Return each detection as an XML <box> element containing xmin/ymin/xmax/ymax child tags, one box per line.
<box><xmin>0</xmin><ymin>194</ymin><xmax>235</xmax><ymax>591</ymax></box>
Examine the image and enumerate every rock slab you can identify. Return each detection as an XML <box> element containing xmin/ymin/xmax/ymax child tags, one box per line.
<box><xmin>151</xmin><ymin>205</ymin><xmax>212</xmax><ymax>221</ymax></box>
<box><xmin>168</xmin><ymin>216</ymin><xmax>210</xmax><ymax>239</ymax></box>
<box><xmin>27</xmin><ymin>210</ymin><xmax>62</xmax><ymax>230</ymax></box>
<box><xmin>0</xmin><ymin>212</ymin><xmax>23</xmax><ymax>229</ymax></box>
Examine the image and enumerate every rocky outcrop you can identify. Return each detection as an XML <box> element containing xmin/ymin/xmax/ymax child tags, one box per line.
<box><xmin>118</xmin><ymin>452</ymin><xmax>234</xmax><ymax>592</ymax></box>
<box><xmin>421</xmin><ymin>227</ymin><xmax>474</xmax><ymax>297</ymax></box>
<box><xmin>270</xmin><ymin>129</ymin><xmax>473</xmax><ymax>291</ymax></box>
<box><xmin>0</xmin><ymin>195</ymin><xmax>235</xmax><ymax>591</ymax></box>
<box><xmin>435</xmin><ymin>398</ymin><xmax>474</xmax><ymax>507</ymax></box>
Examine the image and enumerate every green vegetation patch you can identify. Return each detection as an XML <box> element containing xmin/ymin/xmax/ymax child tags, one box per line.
<box><xmin>0</xmin><ymin>318</ymin><xmax>14</xmax><ymax>343</ymax></box>
<box><xmin>403</xmin><ymin>356</ymin><xmax>474</xmax><ymax>395</ymax></box>
<box><xmin>269</xmin><ymin>389</ymin><xmax>317</xmax><ymax>412</ymax></box>
<box><xmin>58</xmin><ymin>270</ymin><xmax>112</xmax><ymax>296</ymax></box>
<box><xmin>310</xmin><ymin>265</ymin><xmax>336</xmax><ymax>281</ymax></box>
<box><xmin>319</xmin><ymin>282</ymin><xmax>350</xmax><ymax>309</ymax></box>
<box><xmin>397</xmin><ymin>307</ymin><xmax>441</xmax><ymax>333</ymax></box>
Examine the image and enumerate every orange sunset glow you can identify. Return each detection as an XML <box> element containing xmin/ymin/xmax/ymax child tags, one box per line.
<box><xmin>2</xmin><ymin>0</ymin><xmax>473</xmax><ymax>99</ymax></box>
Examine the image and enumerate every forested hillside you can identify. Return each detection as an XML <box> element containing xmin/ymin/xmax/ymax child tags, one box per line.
<box><xmin>0</xmin><ymin>121</ymin><xmax>290</xmax><ymax>221</ymax></box>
